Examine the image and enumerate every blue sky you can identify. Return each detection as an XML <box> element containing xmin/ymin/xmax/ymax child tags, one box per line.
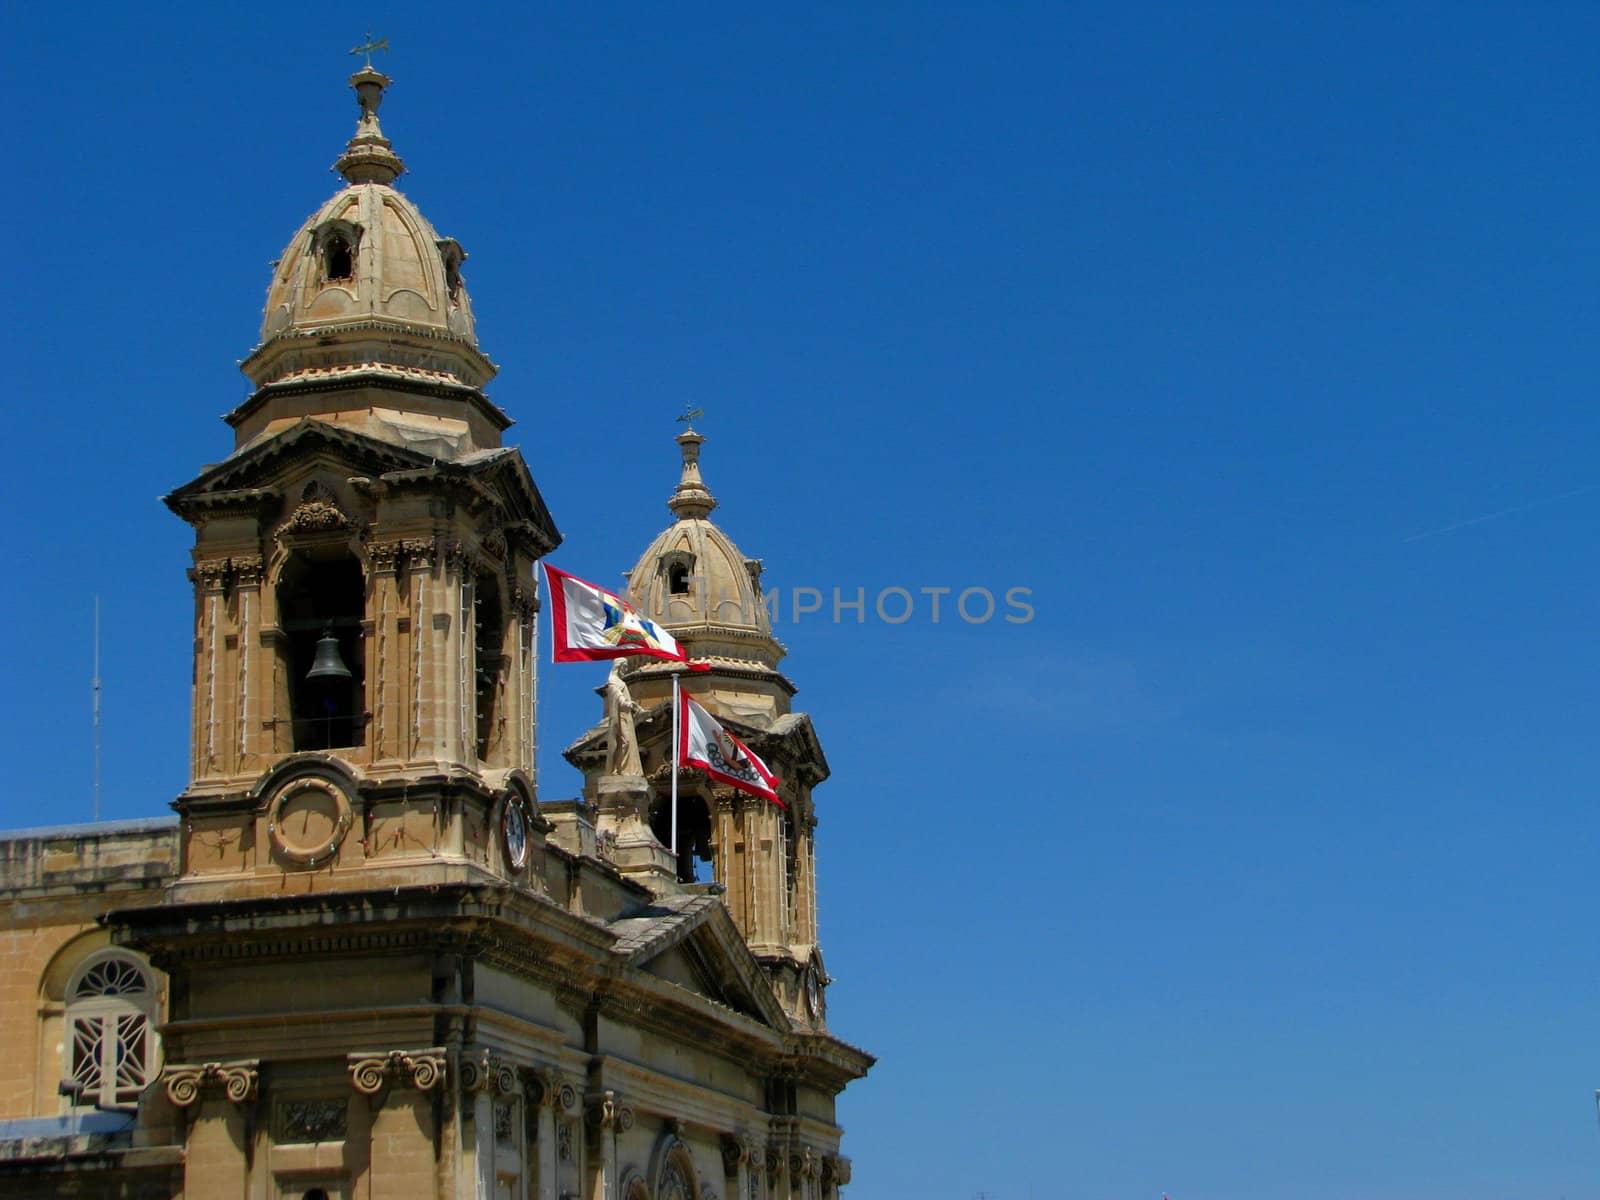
<box><xmin>4</xmin><ymin>3</ymin><xmax>1600</xmax><ymax>1196</ymax></box>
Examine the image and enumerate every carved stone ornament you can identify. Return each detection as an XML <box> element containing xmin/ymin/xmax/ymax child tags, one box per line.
<box><xmin>163</xmin><ymin>1060</ymin><xmax>260</xmax><ymax>1107</ymax></box>
<box><xmin>557</xmin><ymin>1120</ymin><xmax>574</xmax><ymax>1162</ymax></box>
<box><xmin>822</xmin><ymin>1155</ymin><xmax>851</xmax><ymax>1188</ymax></box>
<box><xmin>231</xmin><ymin>555</ymin><xmax>265</xmax><ymax>587</ymax></box>
<box><xmin>347</xmin><ymin>1048</ymin><xmax>447</xmax><ymax>1094</ymax></box>
<box><xmin>533</xmin><ymin>1068</ymin><xmax>578</xmax><ymax>1113</ymax></box>
<box><xmin>764</xmin><ymin>1146</ymin><xmax>783</xmax><ymax>1179</ymax></box>
<box><xmin>279</xmin><ymin>483</ymin><xmax>354</xmax><ymax>537</ymax></box>
<box><xmin>657</xmin><ymin>1156</ymin><xmax>693</xmax><ymax>1200</ymax></box>
<box><xmin>494</xmin><ymin>1100</ymin><xmax>515</xmax><ymax>1143</ymax></box>
<box><xmin>460</xmin><ymin>1049</ymin><xmax>518</xmax><ymax>1096</ymax></box>
<box><xmin>587</xmin><ymin>1089</ymin><xmax>634</xmax><ymax>1131</ymax></box>
<box><xmin>191</xmin><ymin>558</ymin><xmax>234</xmax><ymax>592</ymax></box>
<box><xmin>720</xmin><ymin>1133</ymin><xmax>753</xmax><ymax>1174</ymax></box>
<box><xmin>399</xmin><ymin>536</ymin><xmax>436</xmax><ymax>559</ymax></box>
<box><xmin>789</xmin><ymin>1147</ymin><xmax>816</xmax><ymax>1180</ymax></box>
<box><xmin>368</xmin><ymin>541</ymin><xmax>405</xmax><ymax>573</ymax></box>
<box><xmin>278</xmin><ymin>1098</ymin><xmax>348</xmax><ymax>1143</ymax></box>
<box><xmin>479</xmin><ymin>516</ymin><xmax>508</xmax><ymax>563</ymax></box>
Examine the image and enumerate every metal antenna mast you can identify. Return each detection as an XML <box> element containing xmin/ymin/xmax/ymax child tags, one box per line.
<box><xmin>93</xmin><ymin>597</ymin><xmax>101</xmax><ymax>822</ymax></box>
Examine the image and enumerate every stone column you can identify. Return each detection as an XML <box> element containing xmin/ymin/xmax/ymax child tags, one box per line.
<box><xmin>586</xmin><ymin>1090</ymin><xmax>633</xmax><ymax>1200</ymax></box>
<box><xmin>532</xmin><ymin>1068</ymin><xmax>576</xmax><ymax>1200</ymax></box>
<box><xmin>722</xmin><ymin>1133</ymin><xmax>760</xmax><ymax>1200</ymax></box>
<box><xmin>190</xmin><ymin>558</ymin><xmax>233</xmax><ymax>783</ymax></box>
<box><xmin>366</xmin><ymin>541</ymin><xmax>405</xmax><ymax>763</ymax></box>
<box><xmin>348</xmin><ymin>1048</ymin><xmax>448</xmax><ymax>1199</ymax></box>
<box><xmin>163</xmin><ymin>1059</ymin><xmax>259</xmax><ymax>1198</ymax></box>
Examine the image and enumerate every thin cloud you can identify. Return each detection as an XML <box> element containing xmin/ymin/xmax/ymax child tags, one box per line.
<box><xmin>1402</xmin><ymin>484</ymin><xmax>1596</xmax><ymax>543</ymax></box>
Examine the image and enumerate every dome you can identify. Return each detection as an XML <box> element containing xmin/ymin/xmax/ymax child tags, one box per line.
<box><xmin>256</xmin><ymin>182</ymin><xmax>480</xmax><ymax>356</ymax></box>
<box><xmin>624</xmin><ymin>431</ymin><xmax>789</xmax><ymax>681</ymax></box>
<box><xmin>230</xmin><ymin>68</ymin><xmax>506</xmax><ymax>459</ymax></box>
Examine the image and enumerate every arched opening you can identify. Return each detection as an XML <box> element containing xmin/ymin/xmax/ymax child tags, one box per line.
<box><xmin>667</xmin><ymin>562</ymin><xmax>691</xmax><ymax>595</ymax></box>
<box><xmin>650</xmin><ymin>791</ymin><xmax>713</xmax><ymax>885</ymax></box>
<box><xmin>474</xmin><ymin>571</ymin><xmax>505</xmax><ymax>763</ymax></box>
<box><xmin>63</xmin><ymin>952</ymin><xmax>159</xmax><ymax>1111</ymax></box>
<box><xmin>323</xmin><ymin>233</ymin><xmax>354</xmax><ymax>282</ymax></box>
<box><xmin>783</xmin><ymin>810</ymin><xmax>799</xmax><ymax>916</ymax></box>
<box><xmin>655</xmin><ymin>1144</ymin><xmax>700</xmax><ymax>1200</ymax></box>
<box><xmin>278</xmin><ymin>552</ymin><xmax>366</xmax><ymax>751</ymax></box>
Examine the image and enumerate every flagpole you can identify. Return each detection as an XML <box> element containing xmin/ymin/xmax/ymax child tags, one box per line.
<box><xmin>670</xmin><ymin>671</ymin><xmax>681</xmax><ymax>861</ymax></box>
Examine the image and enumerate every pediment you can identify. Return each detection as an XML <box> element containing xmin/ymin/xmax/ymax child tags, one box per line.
<box><xmin>611</xmin><ymin>895</ymin><xmax>790</xmax><ymax>1030</ymax></box>
<box><xmin>165</xmin><ymin>420</ymin><xmax>561</xmax><ymax>553</ymax></box>
<box><xmin>165</xmin><ymin>419</ymin><xmax>433</xmax><ymax>516</ymax></box>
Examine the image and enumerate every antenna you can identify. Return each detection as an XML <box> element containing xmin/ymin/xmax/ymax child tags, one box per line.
<box><xmin>93</xmin><ymin>596</ymin><xmax>101</xmax><ymax>822</ymax></box>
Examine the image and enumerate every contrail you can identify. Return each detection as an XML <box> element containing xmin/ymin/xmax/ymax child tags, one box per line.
<box><xmin>1403</xmin><ymin>484</ymin><xmax>1597</xmax><ymax>543</ymax></box>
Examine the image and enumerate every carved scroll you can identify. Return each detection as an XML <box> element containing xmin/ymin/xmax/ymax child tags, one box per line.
<box><xmin>347</xmin><ymin>1048</ymin><xmax>447</xmax><ymax>1094</ymax></box>
<box><xmin>163</xmin><ymin>1060</ymin><xmax>260</xmax><ymax>1107</ymax></box>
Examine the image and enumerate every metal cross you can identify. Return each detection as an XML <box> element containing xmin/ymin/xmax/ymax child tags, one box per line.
<box><xmin>350</xmin><ymin>32</ymin><xmax>390</xmax><ymax>68</ymax></box>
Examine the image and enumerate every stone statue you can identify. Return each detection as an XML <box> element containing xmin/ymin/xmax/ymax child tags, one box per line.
<box><xmin>603</xmin><ymin>661</ymin><xmax>646</xmax><ymax>778</ymax></box>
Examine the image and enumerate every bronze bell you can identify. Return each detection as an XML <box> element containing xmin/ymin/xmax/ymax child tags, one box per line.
<box><xmin>306</xmin><ymin>627</ymin><xmax>352</xmax><ymax>681</ymax></box>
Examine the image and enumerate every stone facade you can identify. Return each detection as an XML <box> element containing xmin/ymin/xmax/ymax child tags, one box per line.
<box><xmin>0</xmin><ymin>66</ymin><xmax>869</xmax><ymax>1200</ymax></box>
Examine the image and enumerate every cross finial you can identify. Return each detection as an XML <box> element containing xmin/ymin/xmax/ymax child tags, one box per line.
<box><xmin>350</xmin><ymin>31</ymin><xmax>389</xmax><ymax>69</ymax></box>
<box><xmin>676</xmin><ymin>405</ymin><xmax>704</xmax><ymax>431</ymax></box>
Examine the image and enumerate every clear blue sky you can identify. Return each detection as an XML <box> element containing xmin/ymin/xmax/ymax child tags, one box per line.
<box><xmin>4</xmin><ymin>3</ymin><xmax>1599</xmax><ymax>1197</ymax></box>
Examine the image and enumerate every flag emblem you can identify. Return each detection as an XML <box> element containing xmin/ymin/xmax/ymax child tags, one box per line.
<box><xmin>679</xmin><ymin>690</ymin><xmax>783</xmax><ymax>806</ymax></box>
<box><xmin>544</xmin><ymin>563</ymin><xmax>692</xmax><ymax>664</ymax></box>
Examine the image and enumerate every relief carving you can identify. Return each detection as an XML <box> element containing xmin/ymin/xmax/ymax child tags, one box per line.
<box><xmin>460</xmin><ymin>1048</ymin><xmax>519</xmax><ymax>1095</ymax></box>
<box><xmin>368</xmin><ymin>541</ymin><xmax>404</xmax><ymax>573</ymax></box>
<box><xmin>163</xmin><ymin>1060</ymin><xmax>259</xmax><ymax>1107</ymax></box>
<box><xmin>279</xmin><ymin>1098</ymin><xmax>348</xmax><ymax>1143</ymax></box>
<box><xmin>347</xmin><ymin>1047</ymin><xmax>447</xmax><ymax>1094</ymax></box>
<box><xmin>587</xmin><ymin>1088</ymin><xmax>634</xmax><ymax>1131</ymax></box>
<box><xmin>720</xmin><ymin>1132</ymin><xmax>753</xmax><ymax>1175</ymax></box>
<box><xmin>532</xmin><ymin>1067</ymin><xmax>579</xmax><ymax>1113</ymax></box>
<box><xmin>494</xmin><ymin>1100</ymin><xmax>515</xmax><ymax>1143</ymax></box>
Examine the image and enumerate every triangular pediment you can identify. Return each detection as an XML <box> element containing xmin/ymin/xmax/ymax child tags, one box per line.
<box><xmin>165</xmin><ymin>419</ymin><xmax>433</xmax><ymax>510</ymax></box>
<box><xmin>164</xmin><ymin>419</ymin><xmax>560</xmax><ymax>552</ymax></box>
<box><xmin>611</xmin><ymin>895</ymin><xmax>791</xmax><ymax>1030</ymax></box>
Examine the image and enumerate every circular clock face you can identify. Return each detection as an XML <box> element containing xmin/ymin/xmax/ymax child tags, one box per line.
<box><xmin>502</xmin><ymin>796</ymin><xmax>529</xmax><ymax>871</ymax></box>
<box><xmin>267</xmin><ymin>777</ymin><xmax>351</xmax><ymax>866</ymax></box>
<box><xmin>805</xmin><ymin>965</ymin><xmax>823</xmax><ymax>1019</ymax></box>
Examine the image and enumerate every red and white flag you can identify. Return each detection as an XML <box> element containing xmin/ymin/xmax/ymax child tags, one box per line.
<box><xmin>543</xmin><ymin>563</ymin><xmax>693</xmax><ymax>665</ymax></box>
<box><xmin>678</xmin><ymin>691</ymin><xmax>783</xmax><ymax>806</ymax></box>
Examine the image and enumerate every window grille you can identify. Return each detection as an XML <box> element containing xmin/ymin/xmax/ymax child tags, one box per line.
<box><xmin>64</xmin><ymin>954</ymin><xmax>157</xmax><ymax>1110</ymax></box>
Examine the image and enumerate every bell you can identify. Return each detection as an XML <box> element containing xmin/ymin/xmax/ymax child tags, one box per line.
<box><xmin>306</xmin><ymin>627</ymin><xmax>352</xmax><ymax>681</ymax></box>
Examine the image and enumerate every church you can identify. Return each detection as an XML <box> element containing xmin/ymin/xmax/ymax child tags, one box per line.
<box><xmin>0</xmin><ymin>63</ymin><xmax>871</xmax><ymax>1200</ymax></box>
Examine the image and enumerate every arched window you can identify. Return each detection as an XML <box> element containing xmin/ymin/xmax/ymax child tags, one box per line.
<box><xmin>474</xmin><ymin>570</ymin><xmax>505</xmax><ymax>763</ymax></box>
<box><xmin>668</xmin><ymin>562</ymin><xmax>691</xmax><ymax>595</ymax></box>
<box><xmin>650</xmin><ymin>791</ymin><xmax>713</xmax><ymax>885</ymax></box>
<box><xmin>324</xmin><ymin>234</ymin><xmax>353</xmax><ymax>281</ymax></box>
<box><xmin>278</xmin><ymin>550</ymin><xmax>366</xmax><ymax>751</ymax></box>
<box><xmin>63</xmin><ymin>953</ymin><xmax>158</xmax><ymax>1110</ymax></box>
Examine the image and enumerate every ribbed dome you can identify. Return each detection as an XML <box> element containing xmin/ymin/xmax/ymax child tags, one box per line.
<box><xmin>229</xmin><ymin>68</ymin><xmax>507</xmax><ymax>460</ymax></box>
<box><xmin>256</xmin><ymin>182</ymin><xmax>479</xmax><ymax>354</ymax></box>
<box><xmin>624</xmin><ymin>431</ymin><xmax>787</xmax><ymax>676</ymax></box>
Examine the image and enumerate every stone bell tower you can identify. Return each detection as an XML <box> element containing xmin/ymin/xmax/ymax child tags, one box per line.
<box><xmin>565</xmin><ymin>430</ymin><xmax>833</xmax><ymax>1029</ymax></box>
<box><xmin>91</xmin><ymin>65</ymin><xmax>869</xmax><ymax>1200</ymax></box>
<box><xmin>164</xmin><ymin>66</ymin><xmax>560</xmax><ymax>897</ymax></box>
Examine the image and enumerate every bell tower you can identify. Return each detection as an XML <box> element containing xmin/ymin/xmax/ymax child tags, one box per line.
<box><xmin>164</xmin><ymin>67</ymin><xmax>560</xmax><ymax>898</ymax></box>
<box><xmin>566</xmin><ymin>430</ymin><xmax>833</xmax><ymax>1028</ymax></box>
